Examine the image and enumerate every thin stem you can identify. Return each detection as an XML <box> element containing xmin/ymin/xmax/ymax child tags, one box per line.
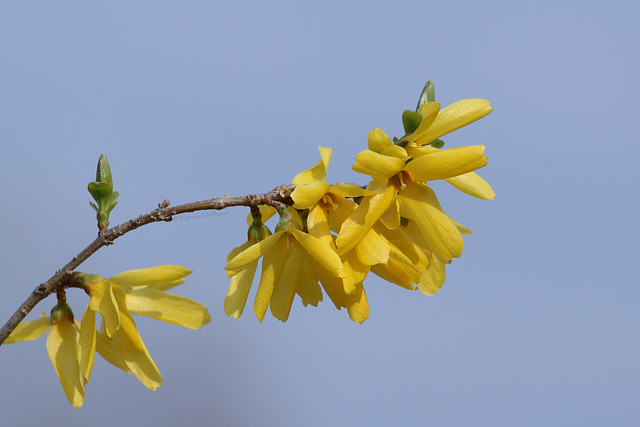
<box><xmin>0</xmin><ymin>186</ymin><xmax>293</xmax><ymax>346</ymax></box>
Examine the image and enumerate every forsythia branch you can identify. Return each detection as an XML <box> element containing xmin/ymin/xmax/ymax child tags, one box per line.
<box><xmin>0</xmin><ymin>186</ymin><xmax>294</xmax><ymax>346</ymax></box>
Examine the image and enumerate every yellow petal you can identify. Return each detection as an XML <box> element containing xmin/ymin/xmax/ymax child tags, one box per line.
<box><xmin>146</xmin><ymin>279</ymin><xmax>186</xmax><ymax>292</ymax></box>
<box><xmin>226</xmin><ymin>232</ymin><xmax>282</xmax><ymax>277</ymax></box>
<box><xmin>291</xmin><ymin>181</ymin><xmax>331</xmax><ymax>209</ymax></box>
<box><xmin>412</xmin><ymin>99</ymin><xmax>492</xmax><ymax>144</ymax></box>
<box><xmin>354</xmin><ymin>230</ymin><xmax>390</xmax><ymax>266</ymax></box>
<box><xmin>290</xmin><ymin>229</ymin><xmax>343</xmax><ymax>277</ymax></box>
<box><xmin>329</xmin><ymin>183</ymin><xmax>379</xmax><ymax>198</ymax></box>
<box><xmin>78</xmin><ymin>305</ymin><xmax>96</xmax><ymax>383</ymax></box>
<box><xmin>367</xmin><ymin>128</ymin><xmax>408</xmax><ymax>158</ymax></box>
<box><xmin>379</xmin><ymin>144</ymin><xmax>410</xmax><ymax>159</ymax></box>
<box><xmin>297</xmin><ymin>266</ymin><xmax>323</xmax><ymax>307</ymax></box>
<box><xmin>445</xmin><ymin>171</ymin><xmax>495</xmax><ymax>200</ymax></box>
<box><xmin>405</xmin><ymin>145</ymin><xmax>488</xmax><ymax>182</ymax></box>
<box><xmin>411</xmin><ymin>102</ymin><xmax>441</xmax><ymax>141</ymax></box>
<box><xmin>291</xmin><ymin>146</ymin><xmax>332</xmax><ymax>185</ymax></box>
<box><xmin>345</xmin><ymin>283</ymin><xmax>369</xmax><ymax>324</ymax></box>
<box><xmin>418</xmin><ymin>255</ymin><xmax>446</xmax><ymax>296</ymax></box>
<box><xmin>399</xmin><ymin>181</ymin><xmax>463</xmax><ymax>263</ymax></box>
<box><xmin>307</xmin><ymin>204</ymin><xmax>336</xmax><ymax>249</ymax></box>
<box><xmin>374</xmin><ymin>222</ymin><xmax>430</xmax><ymax>272</ymax></box>
<box><xmin>89</xmin><ymin>280</ymin><xmax>120</xmax><ymax>338</ymax></box>
<box><xmin>367</xmin><ymin>127</ymin><xmax>393</xmax><ymax>152</ymax></box>
<box><xmin>270</xmin><ymin>247</ymin><xmax>304</xmax><ymax>322</ymax></box>
<box><xmin>311</xmin><ymin>252</ymin><xmax>369</xmax><ymax>323</ymax></box>
<box><xmin>125</xmin><ymin>288</ymin><xmax>212</xmax><ymax>329</ymax></box>
<box><xmin>111</xmin><ymin>329</ymin><xmax>162</xmax><ymax>391</ymax></box>
<box><xmin>113</xmin><ymin>287</ymin><xmax>145</xmax><ymax>353</ymax></box>
<box><xmin>325</xmin><ymin>194</ymin><xmax>358</xmax><ymax>233</ymax></box>
<box><xmin>95</xmin><ymin>328</ymin><xmax>131</xmax><ymax>374</ymax></box>
<box><xmin>370</xmin><ymin>243</ymin><xmax>420</xmax><ymax>289</ymax></box>
<box><xmin>226</xmin><ymin>240</ymin><xmax>253</xmax><ymax>262</ymax></box>
<box><xmin>450</xmin><ymin>216</ymin><xmax>472</xmax><ymax>235</ymax></box>
<box><xmin>224</xmin><ymin>259</ymin><xmax>259</xmax><ymax>318</ymax></box>
<box><xmin>307</xmin><ymin>258</ymin><xmax>347</xmax><ymax>309</ymax></box>
<box><xmin>46</xmin><ymin>318</ymin><xmax>84</xmax><ymax>408</ymax></box>
<box><xmin>335</xmin><ymin>184</ymin><xmax>397</xmax><ymax>255</ymax></box>
<box><xmin>341</xmin><ymin>250</ymin><xmax>370</xmax><ymax>294</ymax></box>
<box><xmin>379</xmin><ymin>192</ymin><xmax>400</xmax><ymax>230</ymax></box>
<box><xmin>4</xmin><ymin>316</ymin><xmax>51</xmax><ymax>343</ymax></box>
<box><xmin>254</xmin><ymin>235</ymin><xmax>289</xmax><ymax>321</ymax></box>
<box><xmin>352</xmin><ymin>150</ymin><xmax>405</xmax><ymax>180</ymax></box>
<box><xmin>107</xmin><ymin>265</ymin><xmax>193</xmax><ymax>287</ymax></box>
<box><xmin>366</xmin><ymin>179</ymin><xmax>390</xmax><ymax>193</ymax></box>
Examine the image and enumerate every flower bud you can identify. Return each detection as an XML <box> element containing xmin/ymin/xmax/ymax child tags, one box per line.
<box><xmin>50</xmin><ymin>302</ymin><xmax>74</xmax><ymax>324</ymax></box>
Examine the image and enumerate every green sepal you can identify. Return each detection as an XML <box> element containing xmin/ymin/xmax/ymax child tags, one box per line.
<box><xmin>402</xmin><ymin>110</ymin><xmax>423</xmax><ymax>134</ymax></box>
<box><xmin>429</xmin><ymin>139</ymin><xmax>445</xmax><ymax>148</ymax></box>
<box><xmin>416</xmin><ymin>80</ymin><xmax>435</xmax><ymax>110</ymax></box>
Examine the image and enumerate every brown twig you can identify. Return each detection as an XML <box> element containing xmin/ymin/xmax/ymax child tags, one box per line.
<box><xmin>0</xmin><ymin>187</ymin><xmax>294</xmax><ymax>346</ymax></box>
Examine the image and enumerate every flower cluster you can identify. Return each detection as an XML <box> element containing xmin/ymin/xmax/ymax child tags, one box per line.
<box><xmin>6</xmin><ymin>266</ymin><xmax>211</xmax><ymax>408</ymax></box>
<box><xmin>225</xmin><ymin>90</ymin><xmax>494</xmax><ymax>324</ymax></box>
<box><xmin>4</xmin><ymin>80</ymin><xmax>495</xmax><ymax>409</ymax></box>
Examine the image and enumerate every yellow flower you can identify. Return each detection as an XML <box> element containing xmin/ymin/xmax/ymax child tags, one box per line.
<box><xmin>406</xmin><ymin>100</ymin><xmax>495</xmax><ymax>200</ymax></box>
<box><xmin>6</xmin><ymin>309</ymin><xmax>85</xmax><ymax>408</ymax></box>
<box><xmin>80</xmin><ymin>265</ymin><xmax>210</xmax><ymax>388</ymax></box>
<box><xmin>409</xmin><ymin>99</ymin><xmax>492</xmax><ymax>147</ymax></box>
<box><xmin>292</xmin><ymin>147</ymin><xmax>385</xmax><ymax>323</ymax></box>
<box><xmin>341</xmin><ymin>121</ymin><xmax>490</xmax><ymax>264</ymax></box>
<box><xmin>228</xmin><ymin>148</ymin><xmax>373</xmax><ymax>323</ymax></box>
<box><xmin>225</xmin><ymin>208</ymin><xmax>344</xmax><ymax>322</ymax></box>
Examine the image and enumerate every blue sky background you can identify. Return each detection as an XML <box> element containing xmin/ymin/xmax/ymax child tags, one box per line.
<box><xmin>1</xmin><ymin>1</ymin><xmax>638</xmax><ymax>425</ymax></box>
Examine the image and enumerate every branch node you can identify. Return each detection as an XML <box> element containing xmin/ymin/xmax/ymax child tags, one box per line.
<box><xmin>158</xmin><ymin>199</ymin><xmax>170</xmax><ymax>209</ymax></box>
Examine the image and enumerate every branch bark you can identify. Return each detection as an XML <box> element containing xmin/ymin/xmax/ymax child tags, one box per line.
<box><xmin>0</xmin><ymin>187</ymin><xmax>293</xmax><ymax>346</ymax></box>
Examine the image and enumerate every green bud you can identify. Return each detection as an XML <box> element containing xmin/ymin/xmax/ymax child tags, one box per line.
<box><xmin>429</xmin><ymin>139</ymin><xmax>445</xmax><ymax>148</ymax></box>
<box><xmin>70</xmin><ymin>272</ymin><xmax>105</xmax><ymax>293</ymax></box>
<box><xmin>248</xmin><ymin>223</ymin><xmax>272</xmax><ymax>243</ymax></box>
<box><xmin>95</xmin><ymin>154</ymin><xmax>113</xmax><ymax>189</ymax></box>
<box><xmin>402</xmin><ymin>110</ymin><xmax>423</xmax><ymax>135</ymax></box>
<box><xmin>50</xmin><ymin>302</ymin><xmax>73</xmax><ymax>324</ymax></box>
<box><xmin>88</xmin><ymin>154</ymin><xmax>119</xmax><ymax>234</ymax></box>
<box><xmin>275</xmin><ymin>207</ymin><xmax>300</xmax><ymax>232</ymax></box>
<box><xmin>416</xmin><ymin>80</ymin><xmax>435</xmax><ymax>111</ymax></box>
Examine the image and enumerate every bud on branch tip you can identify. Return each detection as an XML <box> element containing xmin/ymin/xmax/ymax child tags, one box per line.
<box><xmin>87</xmin><ymin>154</ymin><xmax>119</xmax><ymax>235</ymax></box>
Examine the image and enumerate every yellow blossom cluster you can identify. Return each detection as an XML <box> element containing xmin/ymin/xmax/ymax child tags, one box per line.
<box><xmin>224</xmin><ymin>98</ymin><xmax>494</xmax><ymax>323</ymax></box>
<box><xmin>6</xmin><ymin>266</ymin><xmax>211</xmax><ymax>408</ymax></box>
